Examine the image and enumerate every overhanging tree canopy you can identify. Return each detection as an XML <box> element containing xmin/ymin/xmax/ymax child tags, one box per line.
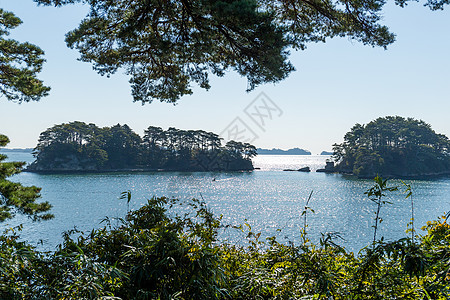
<box><xmin>0</xmin><ymin>9</ymin><xmax>50</xmax><ymax>103</ymax></box>
<box><xmin>33</xmin><ymin>0</ymin><xmax>449</xmax><ymax>104</ymax></box>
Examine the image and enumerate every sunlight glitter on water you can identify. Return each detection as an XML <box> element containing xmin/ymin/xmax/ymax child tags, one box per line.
<box><xmin>2</xmin><ymin>152</ymin><xmax>450</xmax><ymax>252</ymax></box>
<box><xmin>252</xmin><ymin>155</ymin><xmax>330</xmax><ymax>171</ymax></box>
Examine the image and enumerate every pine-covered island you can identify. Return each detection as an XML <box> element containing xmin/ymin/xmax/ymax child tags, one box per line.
<box><xmin>27</xmin><ymin>122</ymin><xmax>256</xmax><ymax>172</ymax></box>
<box><xmin>332</xmin><ymin>116</ymin><xmax>450</xmax><ymax>178</ymax></box>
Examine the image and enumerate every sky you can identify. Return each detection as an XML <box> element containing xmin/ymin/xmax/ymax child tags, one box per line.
<box><xmin>0</xmin><ymin>0</ymin><xmax>450</xmax><ymax>154</ymax></box>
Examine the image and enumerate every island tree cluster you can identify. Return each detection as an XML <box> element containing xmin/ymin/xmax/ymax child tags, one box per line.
<box><xmin>29</xmin><ymin>121</ymin><xmax>256</xmax><ymax>172</ymax></box>
<box><xmin>332</xmin><ymin>116</ymin><xmax>450</xmax><ymax>177</ymax></box>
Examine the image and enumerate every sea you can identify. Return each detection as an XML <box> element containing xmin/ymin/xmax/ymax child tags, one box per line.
<box><xmin>2</xmin><ymin>151</ymin><xmax>450</xmax><ymax>252</ymax></box>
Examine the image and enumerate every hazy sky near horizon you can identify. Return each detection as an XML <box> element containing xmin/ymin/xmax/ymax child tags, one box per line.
<box><xmin>1</xmin><ymin>0</ymin><xmax>450</xmax><ymax>154</ymax></box>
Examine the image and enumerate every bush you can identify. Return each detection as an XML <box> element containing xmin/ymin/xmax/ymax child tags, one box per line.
<box><xmin>1</xmin><ymin>194</ymin><xmax>450</xmax><ymax>299</ymax></box>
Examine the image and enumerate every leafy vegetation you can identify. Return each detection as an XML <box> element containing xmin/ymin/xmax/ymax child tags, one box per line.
<box><xmin>0</xmin><ymin>134</ymin><xmax>53</xmax><ymax>222</ymax></box>
<box><xmin>29</xmin><ymin>121</ymin><xmax>257</xmax><ymax>172</ymax></box>
<box><xmin>1</xmin><ymin>181</ymin><xmax>450</xmax><ymax>299</ymax></box>
<box><xmin>31</xmin><ymin>0</ymin><xmax>447</xmax><ymax>103</ymax></box>
<box><xmin>365</xmin><ymin>176</ymin><xmax>398</xmax><ymax>244</ymax></box>
<box><xmin>332</xmin><ymin>116</ymin><xmax>450</xmax><ymax>178</ymax></box>
<box><xmin>1</xmin><ymin>0</ymin><xmax>448</xmax><ymax>104</ymax></box>
<box><xmin>0</xmin><ymin>9</ymin><xmax>50</xmax><ymax>102</ymax></box>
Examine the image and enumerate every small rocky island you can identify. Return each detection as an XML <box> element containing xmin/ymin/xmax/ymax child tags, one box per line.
<box><xmin>27</xmin><ymin>122</ymin><xmax>256</xmax><ymax>173</ymax></box>
<box><xmin>332</xmin><ymin>116</ymin><xmax>450</xmax><ymax>178</ymax></box>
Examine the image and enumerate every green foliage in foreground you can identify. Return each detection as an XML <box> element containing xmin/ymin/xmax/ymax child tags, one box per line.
<box><xmin>0</xmin><ymin>134</ymin><xmax>53</xmax><ymax>221</ymax></box>
<box><xmin>333</xmin><ymin>116</ymin><xmax>450</xmax><ymax>178</ymax></box>
<box><xmin>1</xmin><ymin>192</ymin><xmax>450</xmax><ymax>299</ymax></box>
<box><xmin>30</xmin><ymin>121</ymin><xmax>256</xmax><ymax>172</ymax></box>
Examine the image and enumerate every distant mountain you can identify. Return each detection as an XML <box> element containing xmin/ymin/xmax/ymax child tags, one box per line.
<box><xmin>257</xmin><ymin>148</ymin><xmax>311</xmax><ymax>155</ymax></box>
<box><xmin>320</xmin><ymin>151</ymin><xmax>333</xmax><ymax>155</ymax></box>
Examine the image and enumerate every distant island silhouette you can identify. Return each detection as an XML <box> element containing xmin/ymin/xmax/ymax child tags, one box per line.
<box><xmin>320</xmin><ymin>151</ymin><xmax>333</xmax><ymax>155</ymax></box>
<box><xmin>257</xmin><ymin>148</ymin><xmax>311</xmax><ymax>155</ymax></box>
<box><xmin>1</xmin><ymin>148</ymin><xmax>33</xmax><ymax>153</ymax></box>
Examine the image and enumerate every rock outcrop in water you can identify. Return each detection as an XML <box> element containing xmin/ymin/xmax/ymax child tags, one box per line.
<box><xmin>316</xmin><ymin>161</ymin><xmax>335</xmax><ymax>173</ymax></box>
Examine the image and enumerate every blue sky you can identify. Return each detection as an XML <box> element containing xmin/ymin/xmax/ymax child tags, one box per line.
<box><xmin>1</xmin><ymin>0</ymin><xmax>450</xmax><ymax>154</ymax></box>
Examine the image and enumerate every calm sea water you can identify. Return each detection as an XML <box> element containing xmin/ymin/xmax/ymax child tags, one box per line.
<box><xmin>2</xmin><ymin>151</ymin><xmax>450</xmax><ymax>252</ymax></box>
